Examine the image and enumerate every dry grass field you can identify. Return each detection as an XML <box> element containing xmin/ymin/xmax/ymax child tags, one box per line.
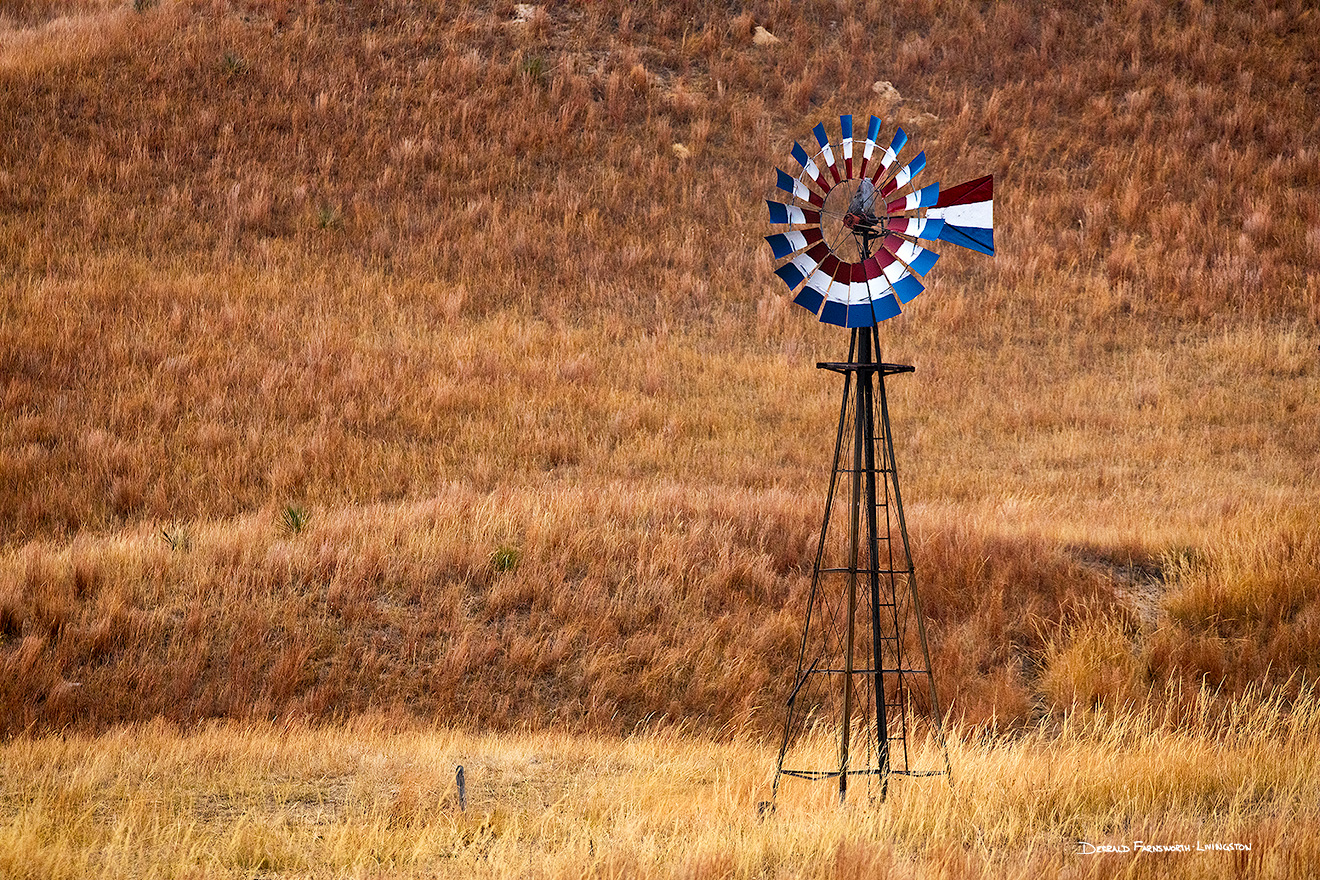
<box><xmin>2</xmin><ymin>0</ymin><xmax>1318</xmax><ymax>876</ymax></box>
<box><xmin>4</xmin><ymin>696</ymin><xmax>1319</xmax><ymax>879</ymax></box>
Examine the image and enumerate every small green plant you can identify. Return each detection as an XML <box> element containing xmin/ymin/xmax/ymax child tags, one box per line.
<box><xmin>134</xmin><ymin>0</ymin><xmax>158</xmax><ymax>11</ymax></box>
<box><xmin>160</xmin><ymin>524</ymin><xmax>191</xmax><ymax>552</ymax></box>
<box><xmin>221</xmin><ymin>52</ymin><xmax>250</xmax><ymax>78</ymax></box>
<box><xmin>490</xmin><ymin>545</ymin><xmax>521</xmax><ymax>573</ymax></box>
<box><xmin>279</xmin><ymin>505</ymin><xmax>311</xmax><ymax>536</ymax></box>
<box><xmin>521</xmin><ymin>54</ymin><xmax>548</xmax><ymax>86</ymax></box>
<box><xmin>316</xmin><ymin>205</ymin><xmax>342</xmax><ymax>229</ymax></box>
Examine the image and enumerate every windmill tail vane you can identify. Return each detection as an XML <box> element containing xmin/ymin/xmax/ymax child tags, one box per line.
<box><xmin>763</xmin><ymin>114</ymin><xmax>994</xmax><ymax>805</ymax></box>
<box><xmin>765</xmin><ymin>113</ymin><xmax>994</xmax><ymax>328</ymax></box>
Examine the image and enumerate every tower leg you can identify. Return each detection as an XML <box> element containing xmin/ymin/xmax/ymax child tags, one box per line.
<box><xmin>839</xmin><ymin>328</ymin><xmax>864</xmax><ymax>803</ymax></box>
<box><xmin>859</xmin><ymin>327</ymin><xmax>892</xmax><ymax>801</ymax></box>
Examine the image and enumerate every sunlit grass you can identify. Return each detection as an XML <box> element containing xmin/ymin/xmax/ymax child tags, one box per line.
<box><xmin>3</xmin><ymin>693</ymin><xmax>1316</xmax><ymax>879</ymax></box>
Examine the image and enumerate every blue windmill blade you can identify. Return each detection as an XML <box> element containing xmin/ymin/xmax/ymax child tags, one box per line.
<box><xmin>859</xmin><ymin>115</ymin><xmax>884</xmax><ymax>178</ymax></box>
<box><xmin>811</xmin><ymin>122</ymin><xmax>840</xmax><ymax>182</ymax></box>
<box><xmin>790</xmin><ymin>141</ymin><xmax>823</xmax><ymax>184</ymax></box>
<box><xmin>766</xmin><ymin>199</ymin><xmax>814</xmax><ymax>225</ymax></box>
<box><xmin>764</xmin><ymin>228</ymin><xmax>821</xmax><ymax>260</ymax></box>
<box><xmin>765</xmin><ymin>233</ymin><xmax>796</xmax><ymax>260</ymax></box>
<box><xmin>890</xmin><ymin>272</ymin><xmax>925</xmax><ymax>304</ymax></box>
<box><xmin>793</xmin><ymin>283</ymin><xmax>827</xmax><ymax>315</ymax></box>
<box><xmin>775</xmin><ymin>168</ymin><xmax>812</xmax><ymax>203</ymax></box>
<box><xmin>839</xmin><ymin>114</ymin><xmax>854</xmax><ymax>176</ymax></box>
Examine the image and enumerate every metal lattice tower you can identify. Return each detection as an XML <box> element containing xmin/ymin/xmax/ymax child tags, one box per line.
<box><xmin>771</xmin><ymin>324</ymin><xmax>950</xmax><ymax>803</ymax></box>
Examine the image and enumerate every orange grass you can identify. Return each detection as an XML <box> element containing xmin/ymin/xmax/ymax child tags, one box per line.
<box><xmin>3</xmin><ymin>694</ymin><xmax>1319</xmax><ymax>879</ymax></box>
<box><xmin>1</xmin><ymin>0</ymin><xmax>1318</xmax><ymax>744</ymax></box>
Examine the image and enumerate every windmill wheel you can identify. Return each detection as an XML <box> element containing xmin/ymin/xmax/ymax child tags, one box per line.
<box><xmin>765</xmin><ymin>115</ymin><xmax>995</xmax><ymax>328</ymax></box>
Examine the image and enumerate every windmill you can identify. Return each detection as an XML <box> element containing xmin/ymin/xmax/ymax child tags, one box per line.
<box><xmin>764</xmin><ymin>114</ymin><xmax>993</xmax><ymax>803</ymax></box>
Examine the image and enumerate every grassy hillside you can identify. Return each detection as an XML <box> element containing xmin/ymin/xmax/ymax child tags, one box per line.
<box><xmin>1</xmin><ymin>0</ymin><xmax>1318</xmax><ymax>745</ymax></box>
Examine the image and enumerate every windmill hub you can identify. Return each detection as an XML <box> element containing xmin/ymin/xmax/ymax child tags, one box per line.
<box><xmin>820</xmin><ymin>179</ymin><xmax>885</xmax><ymax>259</ymax></box>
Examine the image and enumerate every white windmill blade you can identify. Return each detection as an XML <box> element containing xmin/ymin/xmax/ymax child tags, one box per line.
<box><xmin>775</xmin><ymin>168</ymin><xmax>823</xmax><ymax>206</ymax></box>
<box><xmin>878</xmin><ymin>151</ymin><xmax>927</xmax><ymax>197</ymax></box>
<box><xmin>790</xmin><ymin>141</ymin><xmax>824</xmax><ymax>186</ymax></box>
<box><xmin>765</xmin><ymin>226</ymin><xmax>824</xmax><ymax>259</ymax></box>
<box><xmin>859</xmin><ymin>115</ymin><xmax>883</xmax><ymax>178</ymax></box>
<box><xmin>868</xmin><ymin>127</ymin><xmax>909</xmax><ymax>184</ymax></box>
<box><xmin>766</xmin><ymin>199</ymin><xmax>820</xmax><ymax>226</ymax></box>
<box><xmin>811</xmin><ymin>122</ymin><xmax>840</xmax><ymax>183</ymax></box>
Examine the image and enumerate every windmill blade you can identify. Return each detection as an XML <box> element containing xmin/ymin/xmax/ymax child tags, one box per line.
<box><xmin>890</xmin><ymin>272</ymin><xmax>925</xmax><ymax>303</ymax></box>
<box><xmin>799</xmin><ymin>262</ymin><xmax>843</xmax><ymax>318</ymax></box>
<box><xmin>793</xmin><ymin>267</ymin><xmax>831</xmax><ymax>314</ymax></box>
<box><xmin>868</xmin><ymin>128</ymin><xmax>908</xmax><ymax>184</ymax></box>
<box><xmin>927</xmin><ymin>174</ymin><xmax>994</xmax><ymax>255</ymax></box>
<box><xmin>773</xmin><ymin>259</ymin><xmax>810</xmax><ymax>291</ymax></box>
<box><xmin>765</xmin><ymin>227</ymin><xmax>823</xmax><ymax>259</ymax></box>
<box><xmin>812</xmin><ymin>123</ymin><xmax>842</xmax><ymax>183</ymax></box>
<box><xmin>793</xmin><ymin>286</ymin><xmax>826</xmax><ymax>314</ymax></box>
<box><xmin>776</xmin><ymin>168</ymin><xmax>825</xmax><ymax>207</ymax></box>
<box><xmin>884</xmin><ymin>182</ymin><xmax>941</xmax><ymax>214</ymax></box>
<box><xmin>858</xmin><ymin>115</ymin><xmax>883</xmax><ymax>178</ymax></box>
<box><xmin>871</xmin><ymin>251</ymin><xmax>926</xmax><ymax>303</ymax></box>
<box><xmin>774</xmin><ymin>241</ymin><xmax>832</xmax><ymax>289</ymax></box>
<box><xmin>766</xmin><ymin>200</ymin><xmax>821</xmax><ymax>226</ymax></box>
<box><xmin>840</xmin><ymin>114</ymin><xmax>854</xmax><ymax>178</ymax></box>
<box><xmin>879</xmin><ymin>151</ymin><xmax>927</xmax><ymax>197</ymax></box>
<box><xmin>790</xmin><ymin>142</ymin><xmax>825</xmax><ymax>187</ymax></box>
<box><xmin>888</xmin><ymin>238</ymin><xmax>940</xmax><ymax>276</ymax></box>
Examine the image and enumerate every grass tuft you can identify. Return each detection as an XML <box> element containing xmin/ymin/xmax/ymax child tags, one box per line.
<box><xmin>489</xmin><ymin>544</ymin><xmax>521</xmax><ymax>574</ymax></box>
<box><xmin>278</xmin><ymin>505</ymin><xmax>311</xmax><ymax>537</ymax></box>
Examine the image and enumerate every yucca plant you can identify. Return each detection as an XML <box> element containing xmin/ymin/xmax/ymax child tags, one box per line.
<box><xmin>490</xmin><ymin>544</ymin><xmax>521</xmax><ymax>573</ymax></box>
<box><xmin>279</xmin><ymin>505</ymin><xmax>311</xmax><ymax>537</ymax></box>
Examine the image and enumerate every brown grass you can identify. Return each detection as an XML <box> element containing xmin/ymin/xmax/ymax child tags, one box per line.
<box><xmin>3</xmin><ymin>695</ymin><xmax>1318</xmax><ymax>878</ymax></box>
<box><xmin>1</xmin><ymin>1</ymin><xmax>1319</xmax><ymax>870</ymax></box>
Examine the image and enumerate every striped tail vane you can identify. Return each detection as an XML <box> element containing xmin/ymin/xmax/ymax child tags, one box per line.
<box><xmin>766</xmin><ymin>116</ymin><xmax>994</xmax><ymax>327</ymax></box>
<box><xmin>926</xmin><ymin>174</ymin><xmax>994</xmax><ymax>255</ymax></box>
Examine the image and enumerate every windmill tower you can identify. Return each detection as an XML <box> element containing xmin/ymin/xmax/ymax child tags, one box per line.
<box><xmin>764</xmin><ymin>115</ymin><xmax>994</xmax><ymax>803</ymax></box>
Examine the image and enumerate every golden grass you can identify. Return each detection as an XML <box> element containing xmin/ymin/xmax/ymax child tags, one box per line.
<box><xmin>3</xmin><ymin>691</ymin><xmax>1317</xmax><ymax>879</ymax></box>
<box><xmin>2</xmin><ymin>0</ymin><xmax>1319</xmax><ymax>871</ymax></box>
